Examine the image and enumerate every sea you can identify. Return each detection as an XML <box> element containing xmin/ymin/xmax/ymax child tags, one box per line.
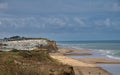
<box><xmin>57</xmin><ymin>41</ymin><xmax>120</xmax><ymax>75</ymax></box>
<box><xmin>57</xmin><ymin>40</ymin><xmax>120</xmax><ymax>60</ymax></box>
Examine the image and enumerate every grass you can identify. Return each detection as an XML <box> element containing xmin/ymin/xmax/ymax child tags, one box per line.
<box><xmin>0</xmin><ymin>50</ymin><xmax>75</xmax><ymax>75</ymax></box>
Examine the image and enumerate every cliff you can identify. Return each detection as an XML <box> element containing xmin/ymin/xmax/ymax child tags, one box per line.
<box><xmin>0</xmin><ymin>36</ymin><xmax>58</xmax><ymax>53</ymax></box>
<box><xmin>47</xmin><ymin>40</ymin><xmax>58</xmax><ymax>52</ymax></box>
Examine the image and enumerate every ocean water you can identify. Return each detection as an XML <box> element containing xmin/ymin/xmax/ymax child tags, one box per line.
<box><xmin>57</xmin><ymin>41</ymin><xmax>120</xmax><ymax>60</ymax></box>
<box><xmin>57</xmin><ymin>41</ymin><xmax>120</xmax><ymax>75</ymax></box>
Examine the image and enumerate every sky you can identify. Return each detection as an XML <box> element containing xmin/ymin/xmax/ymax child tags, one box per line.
<box><xmin>0</xmin><ymin>0</ymin><xmax>120</xmax><ymax>41</ymax></box>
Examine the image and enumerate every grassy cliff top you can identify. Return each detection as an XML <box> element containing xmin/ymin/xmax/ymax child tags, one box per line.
<box><xmin>0</xmin><ymin>50</ymin><xmax>74</xmax><ymax>75</ymax></box>
<box><xmin>0</xmin><ymin>36</ymin><xmax>50</xmax><ymax>41</ymax></box>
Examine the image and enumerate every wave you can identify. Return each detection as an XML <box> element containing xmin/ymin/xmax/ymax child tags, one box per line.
<box><xmin>99</xmin><ymin>49</ymin><xmax>114</xmax><ymax>55</ymax></box>
<box><xmin>57</xmin><ymin>42</ymin><xmax>120</xmax><ymax>60</ymax></box>
<box><xmin>97</xmin><ymin>49</ymin><xmax>120</xmax><ymax>60</ymax></box>
<box><xmin>107</xmin><ymin>55</ymin><xmax>120</xmax><ymax>60</ymax></box>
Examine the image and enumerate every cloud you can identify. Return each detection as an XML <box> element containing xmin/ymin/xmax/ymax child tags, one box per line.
<box><xmin>73</xmin><ymin>17</ymin><xmax>86</xmax><ymax>27</ymax></box>
<box><xmin>0</xmin><ymin>15</ymin><xmax>120</xmax><ymax>35</ymax></box>
<box><xmin>0</xmin><ymin>3</ymin><xmax>8</xmax><ymax>9</ymax></box>
<box><xmin>0</xmin><ymin>17</ymin><xmax>26</xmax><ymax>28</ymax></box>
<box><xmin>40</xmin><ymin>17</ymin><xmax>67</xmax><ymax>27</ymax></box>
<box><xmin>0</xmin><ymin>16</ymin><xmax>68</xmax><ymax>29</ymax></box>
<box><xmin>0</xmin><ymin>14</ymin><xmax>120</xmax><ymax>40</ymax></box>
<box><xmin>94</xmin><ymin>18</ymin><xmax>111</xmax><ymax>27</ymax></box>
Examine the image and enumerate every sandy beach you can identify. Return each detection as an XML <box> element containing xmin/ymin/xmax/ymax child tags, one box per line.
<box><xmin>50</xmin><ymin>48</ymin><xmax>120</xmax><ymax>75</ymax></box>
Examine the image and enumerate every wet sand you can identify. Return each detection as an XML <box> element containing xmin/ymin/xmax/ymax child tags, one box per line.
<box><xmin>78</xmin><ymin>58</ymin><xmax>120</xmax><ymax>64</ymax></box>
<box><xmin>50</xmin><ymin>48</ymin><xmax>114</xmax><ymax>75</ymax></box>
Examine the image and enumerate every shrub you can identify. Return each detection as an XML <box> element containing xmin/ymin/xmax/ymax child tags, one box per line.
<box><xmin>10</xmin><ymin>49</ymin><xmax>19</xmax><ymax>52</ymax></box>
<box><xmin>19</xmin><ymin>51</ymin><xmax>32</xmax><ymax>58</ymax></box>
<box><xmin>0</xmin><ymin>50</ymin><xmax>75</xmax><ymax>75</ymax></box>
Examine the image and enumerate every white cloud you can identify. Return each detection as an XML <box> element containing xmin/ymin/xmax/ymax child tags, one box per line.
<box><xmin>73</xmin><ymin>17</ymin><xmax>85</xmax><ymax>27</ymax></box>
<box><xmin>41</xmin><ymin>17</ymin><xmax>67</xmax><ymax>27</ymax></box>
<box><xmin>0</xmin><ymin>16</ymin><xmax>68</xmax><ymax>29</ymax></box>
<box><xmin>0</xmin><ymin>17</ymin><xmax>26</xmax><ymax>28</ymax></box>
<box><xmin>94</xmin><ymin>18</ymin><xmax>111</xmax><ymax>27</ymax></box>
<box><xmin>0</xmin><ymin>3</ymin><xmax>8</xmax><ymax>9</ymax></box>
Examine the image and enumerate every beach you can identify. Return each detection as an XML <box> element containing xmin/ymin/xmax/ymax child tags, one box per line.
<box><xmin>50</xmin><ymin>48</ymin><xmax>120</xmax><ymax>75</ymax></box>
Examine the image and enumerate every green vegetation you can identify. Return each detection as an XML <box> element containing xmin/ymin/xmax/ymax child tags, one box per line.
<box><xmin>2</xmin><ymin>36</ymin><xmax>49</xmax><ymax>41</ymax></box>
<box><xmin>0</xmin><ymin>50</ymin><xmax>74</xmax><ymax>75</ymax></box>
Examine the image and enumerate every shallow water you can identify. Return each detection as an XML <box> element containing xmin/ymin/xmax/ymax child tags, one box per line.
<box><xmin>57</xmin><ymin>41</ymin><xmax>120</xmax><ymax>75</ymax></box>
<box><xmin>68</xmin><ymin>51</ymin><xmax>120</xmax><ymax>75</ymax></box>
<box><xmin>57</xmin><ymin>41</ymin><xmax>120</xmax><ymax>60</ymax></box>
<box><xmin>98</xmin><ymin>64</ymin><xmax>120</xmax><ymax>75</ymax></box>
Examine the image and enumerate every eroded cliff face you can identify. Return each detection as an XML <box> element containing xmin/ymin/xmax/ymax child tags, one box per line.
<box><xmin>35</xmin><ymin>40</ymin><xmax>58</xmax><ymax>53</ymax></box>
<box><xmin>0</xmin><ymin>38</ymin><xmax>58</xmax><ymax>53</ymax></box>
<box><xmin>46</xmin><ymin>40</ymin><xmax>58</xmax><ymax>53</ymax></box>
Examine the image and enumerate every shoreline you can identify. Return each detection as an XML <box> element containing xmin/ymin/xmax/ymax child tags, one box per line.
<box><xmin>50</xmin><ymin>48</ymin><xmax>117</xmax><ymax>75</ymax></box>
<box><xmin>61</xmin><ymin>47</ymin><xmax>120</xmax><ymax>64</ymax></box>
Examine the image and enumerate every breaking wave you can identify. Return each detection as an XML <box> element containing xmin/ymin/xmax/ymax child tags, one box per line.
<box><xmin>57</xmin><ymin>41</ymin><xmax>120</xmax><ymax>60</ymax></box>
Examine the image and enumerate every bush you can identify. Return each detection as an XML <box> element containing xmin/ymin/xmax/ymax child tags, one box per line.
<box><xmin>10</xmin><ymin>49</ymin><xmax>19</xmax><ymax>52</ymax></box>
<box><xmin>19</xmin><ymin>51</ymin><xmax>32</xmax><ymax>58</ymax></box>
<box><xmin>0</xmin><ymin>50</ymin><xmax>75</xmax><ymax>75</ymax></box>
